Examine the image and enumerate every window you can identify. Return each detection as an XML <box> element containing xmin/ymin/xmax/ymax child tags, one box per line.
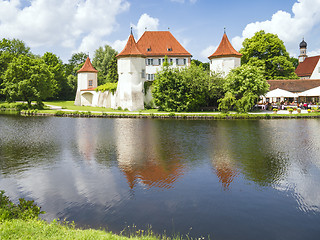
<box><xmin>147</xmin><ymin>74</ymin><xmax>155</xmax><ymax>80</ymax></box>
<box><xmin>146</xmin><ymin>59</ymin><xmax>154</xmax><ymax>66</ymax></box>
<box><xmin>167</xmin><ymin>48</ymin><xmax>172</xmax><ymax>52</ymax></box>
<box><xmin>176</xmin><ymin>59</ymin><xmax>179</xmax><ymax>65</ymax></box>
<box><xmin>141</xmin><ymin>69</ymin><xmax>146</xmax><ymax>78</ymax></box>
<box><xmin>158</xmin><ymin>59</ymin><xmax>162</xmax><ymax>65</ymax></box>
<box><xmin>184</xmin><ymin>58</ymin><xmax>187</xmax><ymax>65</ymax></box>
<box><xmin>318</xmin><ymin>67</ymin><xmax>320</xmax><ymax>73</ymax></box>
<box><xmin>147</xmin><ymin>48</ymin><xmax>151</xmax><ymax>52</ymax></box>
<box><xmin>170</xmin><ymin>58</ymin><xmax>173</xmax><ymax>64</ymax></box>
<box><xmin>88</xmin><ymin>80</ymin><xmax>93</xmax><ymax>87</ymax></box>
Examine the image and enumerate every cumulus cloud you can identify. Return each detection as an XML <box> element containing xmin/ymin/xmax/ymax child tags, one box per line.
<box><xmin>200</xmin><ymin>45</ymin><xmax>217</xmax><ymax>59</ymax></box>
<box><xmin>131</xmin><ymin>13</ymin><xmax>159</xmax><ymax>39</ymax></box>
<box><xmin>0</xmin><ymin>0</ymin><xmax>130</xmax><ymax>58</ymax></box>
<box><xmin>232</xmin><ymin>0</ymin><xmax>320</xmax><ymax>56</ymax></box>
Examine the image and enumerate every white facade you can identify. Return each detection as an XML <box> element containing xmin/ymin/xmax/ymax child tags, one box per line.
<box><xmin>210</xmin><ymin>57</ymin><xmax>241</xmax><ymax>76</ymax></box>
<box><xmin>310</xmin><ymin>59</ymin><xmax>320</xmax><ymax>79</ymax></box>
<box><xmin>115</xmin><ymin>57</ymin><xmax>146</xmax><ymax>111</ymax></box>
<box><xmin>75</xmin><ymin>72</ymin><xmax>98</xmax><ymax>106</ymax></box>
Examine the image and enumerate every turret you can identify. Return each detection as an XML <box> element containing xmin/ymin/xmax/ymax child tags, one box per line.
<box><xmin>208</xmin><ymin>31</ymin><xmax>242</xmax><ymax>76</ymax></box>
<box><xmin>74</xmin><ymin>57</ymin><xmax>98</xmax><ymax>106</ymax></box>
<box><xmin>298</xmin><ymin>38</ymin><xmax>307</xmax><ymax>63</ymax></box>
<box><xmin>115</xmin><ymin>31</ymin><xmax>146</xmax><ymax>111</ymax></box>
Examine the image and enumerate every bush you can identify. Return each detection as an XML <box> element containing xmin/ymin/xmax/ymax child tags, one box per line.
<box><xmin>0</xmin><ymin>190</ymin><xmax>45</xmax><ymax>221</ymax></box>
<box><xmin>95</xmin><ymin>82</ymin><xmax>118</xmax><ymax>93</ymax></box>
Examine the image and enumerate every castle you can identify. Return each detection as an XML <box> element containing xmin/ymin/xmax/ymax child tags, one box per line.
<box><xmin>74</xmin><ymin>30</ymin><xmax>241</xmax><ymax>111</ymax></box>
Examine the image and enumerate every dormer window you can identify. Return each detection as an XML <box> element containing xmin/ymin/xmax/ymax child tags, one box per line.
<box><xmin>167</xmin><ymin>48</ymin><xmax>172</xmax><ymax>52</ymax></box>
<box><xmin>147</xmin><ymin>47</ymin><xmax>151</xmax><ymax>52</ymax></box>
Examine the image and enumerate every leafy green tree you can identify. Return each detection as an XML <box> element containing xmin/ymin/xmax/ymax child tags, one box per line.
<box><xmin>191</xmin><ymin>59</ymin><xmax>210</xmax><ymax>71</ymax></box>
<box><xmin>64</xmin><ymin>52</ymin><xmax>88</xmax><ymax>98</ymax></box>
<box><xmin>92</xmin><ymin>45</ymin><xmax>118</xmax><ymax>85</ymax></box>
<box><xmin>105</xmin><ymin>54</ymin><xmax>118</xmax><ymax>83</ymax></box>
<box><xmin>42</xmin><ymin>52</ymin><xmax>70</xmax><ymax>99</ymax></box>
<box><xmin>289</xmin><ymin>57</ymin><xmax>299</xmax><ymax>69</ymax></box>
<box><xmin>240</xmin><ymin>31</ymin><xmax>298</xmax><ymax>79</ymax></box>
<box><xmin>153</xmin><ymin>59</ymin><xmax>223</xmax><ymax>112</ymax></box>
<box><xmin>0</xmin><ymin>38</ymin><xmax>31</xmax><ymax>99</ymax></box>
<box><xmin>2</xmin><ymin>55</ymin><xmax>55</xmax><ymax>108</ymax></box>
<box><xmin>218</xmin><ymin>65</ymin><xmax>269</xmax><ymax>113</ymax></box>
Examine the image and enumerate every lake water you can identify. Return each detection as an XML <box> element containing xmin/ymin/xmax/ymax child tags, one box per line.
<box><xmin>1</xmin><ymin>114</ymin><xmax>320</xmax><ymax>239</ymax></box>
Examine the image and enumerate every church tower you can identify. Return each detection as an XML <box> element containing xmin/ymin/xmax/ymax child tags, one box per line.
<box><xmin>74</xmin><ymin>57</ymin><xmax>98</xmax><ymax>106</ymax></box>
<box><xmin>208</xmin><ymin>31</ymin><xmax>242</xmax><ymax>76</ymax></box>
<box><xmin>298</xmin><ymin>38</ymin><xmax>307</xmax><ymax>63</ymax></box>
<box><xmin>115</xmin><ymin>31</ymin><xmax>145</xmax><ymax>111</ymax></box>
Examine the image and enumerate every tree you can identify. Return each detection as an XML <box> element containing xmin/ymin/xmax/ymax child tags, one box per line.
<box><xmin>64</xmin><ymin>52</ymin><xmax>88</xmax><ymax>98</ymax></box>
<box><xmin>92</xmin><ymin>45</ymin><xmax>118</xmax><ymax>85</ymax></box>
<box><xmin>2</xmin><ymin>55</ymin><xmax>55</xmax><ymax>108</ymax></box>
<box><xmin>191</xmin><ymin>59</ymin><xmax>210</xmax><ymax>71</ymax></box>
<box><xmin>0</xmin><ymin>38</ymin><xmax>31</xmax><ymax>100</ymax></box>
<box><xmin>152</xmin><ymin>59</ymin><xmax>224</xmax><ymax>112</ymax></box>
<box><xmin>218</xmin><ymin>65</ymin><xmax>269</xmax><ymax>113</ymax></box>
<box><xmin>105</xmin><ymin>54</ymin><xmax>118</xmax><ymax>83</ymax></box>
<box><xmin>42</xmin><ymin>52</ymin><xmax>68</xmax><ymax>99</ymax></box>
<box><xmin>240</xmin><ymin>31</ymin><xmax>298</xmax><ymax>80</ymax></box>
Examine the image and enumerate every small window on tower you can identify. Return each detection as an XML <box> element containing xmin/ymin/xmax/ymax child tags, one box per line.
<box><xmin>88</xmin><ymin>80</ymin><xmax>93</xmax><ymax>87</ymax></box>
<box><xmin>318</xmin><ymin>67</ymin><xmax>320</xmax><ymax>73</ymax></box>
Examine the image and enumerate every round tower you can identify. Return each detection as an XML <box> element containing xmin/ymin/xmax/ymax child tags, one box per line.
<box><xmin>115</xmin><ymin>31</ymin><xmax>146</xmax><ymax>111</ymax></box>
<box><xmin>208</xmin><ymin>31</ymin><xmax>242</xmax><ymax>76</ymax></box>
<box><xmin>298</xmin><ymin>38</ymin><xmax>307</xmax><ymax>63</ymax></box>
<box><xmin>74</xmin><ymin>57</ymin><xmax>98</xmax><ymax>106</ymax></box>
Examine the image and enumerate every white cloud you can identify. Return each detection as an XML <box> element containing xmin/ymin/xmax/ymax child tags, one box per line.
<box><xmin>131</xmin><ymin>13</ymin><xmax>159</xmax><ymax>39</ymax></box>
<box><xmin>200</xmin><ymin>45</ymin><xmax>217</xmax><ymax>59</ymax></box>
<box><xmin>232</xmin><ymin>0</ymin><xmax>320</xmax><ymax>57</ymax></box>
<box><xmin>0</xmin><ymin>0</ymin><xmax>130</xmax><ymax>59</ymax></box>
<box><xmin>111</xmin><ymin>39</ymin><xmax>127</xmax><ymax>53</ymax></box>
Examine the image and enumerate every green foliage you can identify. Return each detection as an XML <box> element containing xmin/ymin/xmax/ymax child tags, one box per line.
<box><xmin>240</xmin><ymin>30</ymin><xmax>298</xmax><ymax>80</ymax></box>
<box><xmin>92</xmin><ymin>45</ymin><xmax>118</xmax><ymax>85</ymax></box>
<box><xmin>152</xmin><ymin>62</ymin><xmax>224</xmax><ymax>112</ymax></box>
<box><xmin>144</xmin><ymin>80</ymin><xmax>154</xmax><ymax>95</ymax></box>
<box><xmin>0</xmin><ymin>38</ymin><xmax>31</xmax><ymax>100</ymax></box>
<box><xmin>0</xmin><ymin>190</ymin><xmax>45</xmax><ymax>221</ymax></box>
<box><xmin>218</xmin><ymin>65</ymin><xmax>269</xmax><ymax>113</ymax></box>
<box><xmin>95</xmin><ymin>82</ymin><xmax>118</xmax><ymax>93</ymax></box>
<box><xmin>2</xmin><ymin>55</ymin><xmax>56</xmax><ymax>108</ymax></box>
<box><xmin>105</xmin><ymin>54</ymin><xmax>118</xmax><ymax>83</ymax></box>
<box><xmin>191</xmin><ymin>59</ymin><xmax>210</xmax><ymax>71</ymax></box>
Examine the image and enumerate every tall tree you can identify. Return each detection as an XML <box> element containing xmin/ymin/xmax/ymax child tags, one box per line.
<box><xmin>42</xmin><ymin>52</ymin><xmax>69</xmax><ymax>100</ymax></box>
<box><xmin>92</xmin><ymin>45</ymin><xmax>118</xmax><ymax>85</ymax></box>
<box><xmin>240</xmin><ymin>31</ymin><xmax>298</xmax><ymax>80</ymax></box>
<box><xmin>2</xmin><ymin>55</ymin><xmax>55</xmax><ymax>108</ymax></box>
<box><xmin>105</xmin><ymin>54</ymin><xmax>118</xmax><ymax>83</ymax></box>
<box><xmin>0</xmin><ymin>38</ymin><xmax>31</xmax><ymax>99</ymax></box>
<box><xmin>218</xmin><ymin>65</ymin><xmax>269</xmax><ymax>113</ymax></box>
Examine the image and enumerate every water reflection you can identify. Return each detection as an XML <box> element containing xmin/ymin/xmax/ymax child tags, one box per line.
<box><xmin>1</xmin><ymin>116</ymin><xmax>320</xmax><ymax>239</ymax></box>
<box><xmin>114</xmin><ymin>119</ymin><xmax>185</xmax><ymax>189</ymax></box>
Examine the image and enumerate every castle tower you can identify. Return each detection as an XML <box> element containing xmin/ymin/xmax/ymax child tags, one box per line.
<box><xmin>298</xmin><ymin>38</ymin><xmax>307</xmax><ymax>63</ymax></box>
<box><xmin>208</xmin><ymin>31</ymin><xmax>242</xmax><ymax>76</ymax></box>
<box><xmin>74</xmin><ymin>57</ymin><xmax>98</xmax><ymax>106</ymax></box>
<box><xmin>115</xmin><ymin>32</ymin><xmax>145</xmax><ymax>111</ymax></box>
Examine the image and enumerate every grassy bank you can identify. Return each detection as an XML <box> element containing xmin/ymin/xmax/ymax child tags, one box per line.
<box><xmin>0</xmin><ymin>219</ymin><xmax>173</xmax><ymax>240</ymax></box>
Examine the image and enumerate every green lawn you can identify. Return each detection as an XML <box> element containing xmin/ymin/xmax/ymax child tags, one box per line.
<box><xmin>0</xmin><ymin>219</ymin><xmax>178</xmax><ymax>240</ymax></box>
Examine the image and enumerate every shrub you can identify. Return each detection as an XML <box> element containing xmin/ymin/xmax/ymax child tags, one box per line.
<box><xmin>0</xmin><ymin>190</ymin><xmax>45</xmax><ymax>221</ymax></box>
<box><xmin>95</xmin><ymin>82</ymin><xmax>118</xmax><ymax>94</ymax></box>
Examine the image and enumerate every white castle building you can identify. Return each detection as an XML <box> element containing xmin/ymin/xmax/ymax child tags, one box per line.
<box><xmin>75</xmin><ymin>30</ymin><xmax>240</xmax><ymax>111</ymax></box>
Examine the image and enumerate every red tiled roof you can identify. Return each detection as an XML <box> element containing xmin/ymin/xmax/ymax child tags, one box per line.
<box><xmin>80</xmin><ymin>87</ymin><xmax>97</xmax><ymax>91</ymax></box>
<box><xmin>77</xmin><ymin>57</ymin><xmax>98</xmax><ymax>73</ymax></box>
<box><xmin>295</xmin><ymin>56</ymin><xmax>320</xmax><ymax>77</ymax></box>
<box><xmin>208</xmin><ymin>33</ymin><xmax>242</xmax><ymax>59</ymax></box>
<box><xmin>117</xmin><ymin>34</ymin><xmax>144</xmax><ymax>58</ymax></box>
<box><xmin>267</xmin><ymin>79</ymin><xmax>320</xmax><ymax>92</ymax></box>
<box><xmin>136</xmin><ymin>31</ymin><xmax>191</xmax><ymax>57</ymax></box>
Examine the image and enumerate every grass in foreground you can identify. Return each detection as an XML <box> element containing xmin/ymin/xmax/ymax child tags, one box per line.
<box><xmin>0</xmin><ymin>219</ymin><xmax>178</xmax><ymax>240</ymax></box>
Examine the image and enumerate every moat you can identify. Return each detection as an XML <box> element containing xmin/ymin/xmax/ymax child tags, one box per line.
<box><xmin>1</xmin><ymin>114</ymin><xmax>320</xmax><ymax>239</ymax></box>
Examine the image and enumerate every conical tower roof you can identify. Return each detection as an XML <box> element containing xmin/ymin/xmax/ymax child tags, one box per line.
<box><xmin>117</xmin><ymin>33</ymin><xmax>144</xmax><ymax>58</ymax></box>
<box><xmin>209</xmin><ymin>33</ymin><xmax>242</xmax><ymax>59</ymax></box>
<box><xmin>77</xmin><ymin>57</ymin><xmax>98</xmax><ymax>73</ymax></box>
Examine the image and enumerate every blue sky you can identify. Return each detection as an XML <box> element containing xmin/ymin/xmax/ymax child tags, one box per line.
<box><xmin>1</xmin><ymin>0</ymin><xmax>320</xmax><ymax>63</ymax></box>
